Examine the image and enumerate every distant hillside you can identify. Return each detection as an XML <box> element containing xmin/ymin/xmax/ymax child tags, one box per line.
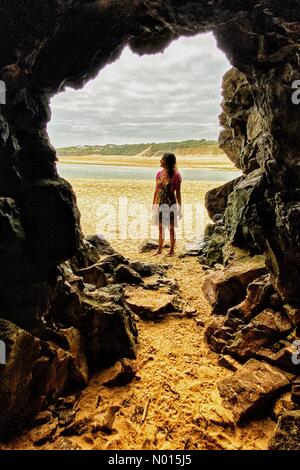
<box><xmin>58</xmin><ymin>139</ymin><xmax>224</xmax><ymax>157</ymax></box>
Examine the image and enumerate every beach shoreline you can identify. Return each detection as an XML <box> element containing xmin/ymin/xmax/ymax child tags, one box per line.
<box><xmin>58</xmin><ymin>153</ymin><xmax>236</xmax><ymax>171</ymax></box>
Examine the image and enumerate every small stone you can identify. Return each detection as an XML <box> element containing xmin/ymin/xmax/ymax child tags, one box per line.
<box><xmin>99</xmin><ymin>359</ymin><xmax>137</xmax><ymax>387</ymax></box>
<box><xmin>194</xmin><ymin>318</ymin><xmax>205</xmax><ymax>327</ymax></box>
<box><xmin>138</xmin><ymin>239</ymin><xmax>158</xmax><ymax>253</ymax></box>
<box><xmin>58</xmin><ymin>410</ymin><xmax>76</xmax><ymax>427</ymax></box>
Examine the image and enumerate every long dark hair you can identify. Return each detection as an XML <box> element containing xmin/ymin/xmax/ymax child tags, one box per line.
<box><xmin>163</xmin><ymin>152</ymin><xmax>176</xmax><ymax>179</ymax></box>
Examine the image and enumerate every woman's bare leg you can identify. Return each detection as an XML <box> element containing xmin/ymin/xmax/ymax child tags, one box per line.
<box><xmin>154</xmin><ymin>223</ymin><xmax>164</xmax><ymax>255</ymax></box>
<box><xmin>167</xmin><ymin>225</ymin><xmax>176</xmax><ymax>256</ymax></box>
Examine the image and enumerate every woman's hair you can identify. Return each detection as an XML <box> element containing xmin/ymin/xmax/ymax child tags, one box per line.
<box><xmin>163</xmin><ymin>152</ymin><xmax>177</xmax><ymax>179</ymax></box>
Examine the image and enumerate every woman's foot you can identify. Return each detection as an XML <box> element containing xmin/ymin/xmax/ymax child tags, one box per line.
<box><xmin>167</xmin><ymin>250</ymin><xmax>175</xmax><ymax>257</ymax></box>
<box><xmin>154</xmin><ymin>249</ymin><xmax>163</xmax><ymax>256</ymax></box>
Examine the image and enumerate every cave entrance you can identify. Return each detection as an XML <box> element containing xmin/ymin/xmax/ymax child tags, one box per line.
<box><xmin>48</xmin><ymin>32</ymin><xmax>235</xmax><ymax>257</ymax></box>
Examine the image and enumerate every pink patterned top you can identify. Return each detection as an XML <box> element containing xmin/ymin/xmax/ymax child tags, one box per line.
<box><xmin>155</xmin><ymin>169</ymin><xmax>182</xmax><ymax>193</ymax></box>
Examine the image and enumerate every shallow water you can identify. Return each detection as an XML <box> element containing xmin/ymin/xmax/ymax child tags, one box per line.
<box><xmin>58</xmin><ymin>163</ymin><xmax>241</xmax><ymax>182</ymax></box>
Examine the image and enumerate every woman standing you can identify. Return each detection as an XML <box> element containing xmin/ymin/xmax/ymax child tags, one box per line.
<box><xmin>152</xmin><ymin>152</ymin><xmax>182</xmax><ymax>256</ymax></box>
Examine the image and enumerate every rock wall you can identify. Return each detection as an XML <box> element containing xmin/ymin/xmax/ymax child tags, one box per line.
<box><xmin>0</xmin><ymin>0</ymin><xmax>300</xmax><ymax>443</ymax></box>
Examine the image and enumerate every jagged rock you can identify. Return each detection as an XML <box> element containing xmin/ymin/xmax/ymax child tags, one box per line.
<box><xmin>129</xmin><ymin>261</ymin><xmax>166</xmax><ymax>277</ymax></box>
<box><xmin>0</xmin><ymin>319</ymin><xmax>68</xmax><ymax>439</ymax></box>
<box><xmin>226</xmin><ymin>274</ymin><xmax>275</xmax><ymax>325</ymax></box>
<box><xmin>139</xmin><ymin>239</ymin><xmax>159</xmax><ymax>253</ymax></box>
<box><xmin>99</xmin><ymin>358</ymin><xmax>137</xmax><ymax>387</ymax></box>
<box><xmin>224</xmin><ymin>168</ymin><xmax>265</xmax><ymax>250</ymax></box>
<box><xmin>205</xmin><ymin>177</ymin><xmax>243</xmax><ymax>220</ymax></box>
<box><xmin>202</xmin><ymin>255</ymin><xmax>267</xmax><ymax>314</ymax></box>
<box><xmin>79</xmin><ymin>292</ymin><xmax>137</xmax><ymax>369</ymax></box>
<box><xmin>198</xmin><ymin>227</ymin><xmax>227</xmax><ymax>267</ymax></box>
<box><xmin>98</xmin><ymin>253</ymin><xmax>129</xmax><ymax>274</ymax></box>
<box><xmin>269</xmin><ymin>411</ymin><xmax>300</xmax><ymax>450</ymax></box>
<box><xmin>86</xmin><ymin>234</ymin><xmax>115</xmax><ymax>255</ymax></box>
<box><xmin>17</xmin><ymin>178</ymin><xmax>82</xmax><ymax>268</ymax></box>
<box><xmin>179</xmin><ymin>240</ymin><xmax>205</xmax><ymax>258</ymax></box>
<box><xmin>125</xmin><ymin>287</ymin><xmax>182</xmax><ymax>320</ymax></box>
<box><xmin>218</xmin><ymin>359</ymin><xmax>292</xmax><ymax>424</ymax></box>
<box><xmin>56</xmin><ymin>327</ymin><xmax>89</xmax><ymax>389</ymax></box>
<box><xmin>76</xmin><ymin>264</ymin><xmax>107</xmax><ymax>288</ymax></box>
<box><xmin>114</xmin><ymin>264</ymin><xmax>144</xmax><ymax>285</ymax></box>
<box><xmin>70</xmin><ymin>239</ymin><xmax>100</xmax><ymax>271</ymax></box>
<box><xmin>226</xmin><ymin>309</ymin><xmax>293</xmax><ymax>361</ymax></box>
<box><xmin>255</xmin><ymin>341</ymin><xmax>297</xmax><ymax>372</ymax></box>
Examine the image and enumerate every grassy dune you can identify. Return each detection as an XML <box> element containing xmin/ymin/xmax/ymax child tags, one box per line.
<box><xmin>58</xmin><ymin>139</ymin><xmax>225</xmax><ymax>157</ymax></box>
<box><xmin>58</xmin><ymin>140</ymin><xmax>235</xmax><ymax>170</ymax></box>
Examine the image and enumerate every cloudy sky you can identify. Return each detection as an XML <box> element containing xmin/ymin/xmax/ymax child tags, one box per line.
<box><xmin>48</xmin><ymin>32</ymin><xmax>230</xmax><ymax>148</ymax></box>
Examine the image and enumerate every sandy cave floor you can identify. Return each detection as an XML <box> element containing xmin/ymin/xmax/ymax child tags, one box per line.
<box><xmin>2</xmin><ymin>178</ymin><xmax>277</xmax><ymax>450</ymax></box>
<box><xmin>4</xmin><ymin>242</ymin><xmax>276</xmax><ymax>451</ymax></box>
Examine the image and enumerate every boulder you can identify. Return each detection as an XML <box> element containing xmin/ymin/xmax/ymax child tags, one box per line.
<box><xmin>255</xmin><ymin>340</ymin><xmax>297</xmax><ymax>372</ymax></box>
<box><xmin>99</xmin><ymin>358</ymin><xmax>137</xmax><ymax>387</ymax></box>
<box><xmin>125</xmin><ymin>287</ymin><xmax>182</xmax><ymax>320</ymax></box>
<box><xmin>202</xmin><ymin>255</ymin><xmax>267</xmax><ymax>314</ymax></box>
<box><xmin>0</xmin><ymin>319</ymin><xmax>70</xmax><ymax>440</ymax></box>
<box><xmin>86</xmin><ymin>234</ymin><xmax>115</xmax><ymax>255</ymax></box>
<box><xmin>76</xmin><ymin>263</ymin><xmax>107</xmax><ymax>288</ymax></box>
<box><xmin>98</xmin><ymin>253</ymin><xmax>129</xmax><ymax>274</ymax></box>
<box><xmin>139</xmin><ymin>239</ymin><xmax>159</xmax><ymax>253</ymax></box>
<box><xmin>70</xmin><ymin>238</ymin><xmax>100</xmax><ymax>271</ymax></box>
<box><xmin>205</xmin><ymin>176</ymin><xmax>243</xmax><ymax>220</ymax></box>
<box><xmin>226</xmin><ymin>309</ymin><xmax>293</xmax><ymax>360</ymax></box>
<box><xmin>114</xmin><ymin>264</ymin><xmax>144</xmax><ymax>285</ymax></box>
<box><xmin>218</xmin><ymin>358</ymin><xmax>292</xmax><ymax>424</ymax></box>
<box><xmin>79</xmin><ymin>291</ymin><xmax>137</xmax><ymax>369</ymax></box>
<box><xmin>129</xmin><ymin>261</ymin><xmax>166</xmax><ymax>277</ymax></box>
<box><xmin>56</xmin><ymin>327</ymin><xmax>89</xmax><ymax>389</ymax></box>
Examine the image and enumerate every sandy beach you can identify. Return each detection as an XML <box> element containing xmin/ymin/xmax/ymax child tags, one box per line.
<box><xmin>58</xmin><ymin>153</ymin><xmax>236</xmax><ymax>171</ymax></box>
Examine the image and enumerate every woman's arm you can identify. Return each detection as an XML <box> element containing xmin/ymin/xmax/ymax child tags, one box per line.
<box><xmin>176</xmin><ymin>187</ymin><xmax>182</xmax><ymax>206</ymax></box>
<box><xmin>153</xmin><ymin>183</ymin><xmax>159</xmax><ymax>205</ymax></box>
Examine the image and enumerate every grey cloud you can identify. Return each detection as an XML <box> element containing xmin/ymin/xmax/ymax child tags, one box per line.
<box><xmin>48</xmin><ymin>32</ymin><xmax>230</xmax><ymax>147</ymax></box>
